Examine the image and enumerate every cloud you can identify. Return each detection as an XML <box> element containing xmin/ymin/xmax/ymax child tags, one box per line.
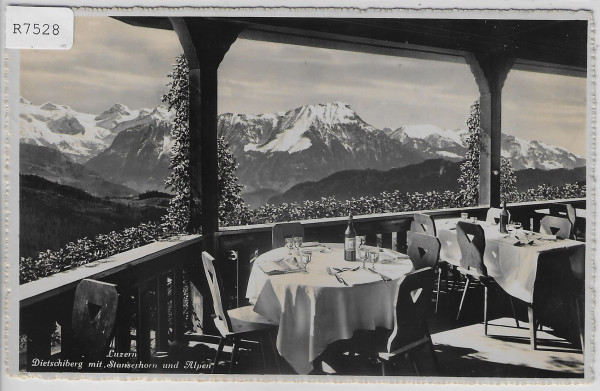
<box><xmin>20</xmin><ymin>16</ymin><xmax>181</xmax><ymax>113</ymax></box>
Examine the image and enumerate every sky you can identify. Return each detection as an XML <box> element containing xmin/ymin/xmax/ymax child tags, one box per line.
<box><xmin>20</xmin><ymin>16</ymin><xmax>587</xmax><ymax>156</ymax></box>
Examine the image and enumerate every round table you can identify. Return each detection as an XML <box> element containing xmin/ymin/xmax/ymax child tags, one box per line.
<box><xmin>245</xmin><ymin>243</ymin><xmax>414</xmax><ymax>374</ymax></box>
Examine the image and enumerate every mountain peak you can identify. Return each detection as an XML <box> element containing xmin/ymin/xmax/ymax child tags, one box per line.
<box><xmin>95</xmin><ymin>103</ymin><xmax>131</xmax><ymax>121</ymax></box>
<box><xmin>40</xmin><ymin>102</ymin><xmax>59</xmax><ymax>111</ymax></box>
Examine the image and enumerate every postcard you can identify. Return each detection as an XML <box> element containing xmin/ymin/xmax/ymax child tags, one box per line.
<box><xmin>1</xmin><ymin>1</ymin><xmax>597</xmax><ymax>390</ymax></box>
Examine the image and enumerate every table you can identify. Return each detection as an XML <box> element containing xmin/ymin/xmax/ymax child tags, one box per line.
<box><xmin>246</xmin><ymin>243</ymin><xmax>414</xmax><ymax>374</ymax></box>
<box><xmin>436</xmin><ymin>218</ymin><xmax>585</xmax><ymax>304</ymax></box>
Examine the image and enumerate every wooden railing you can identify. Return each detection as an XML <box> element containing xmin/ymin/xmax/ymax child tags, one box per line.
<box><xmin>19</xmin><ymin>235</ymin><xmax>202</xmax><ymax>371</ymax></box>
<box><xmin>18</xmin><ymin>198</ymin><xmax>585</xmax><ymax>371</ymax></box>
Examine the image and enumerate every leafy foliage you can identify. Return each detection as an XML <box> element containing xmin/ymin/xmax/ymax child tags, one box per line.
<box><xmin>161</xmin><ymin>54</ymin><xmax>249</xmax><ymax>231</ymax></box>
<box><xmin>161</xmin><ymin>54</ymin><xmax>192</xmax><ymax>233</ymax></box>
<box><xmin>457</xmin><ymin>100</ymin><xmax>482</xmax><ymax>206</ymax></box>
<box><xmin>20</xmin><ymin>222</ymin><xmax>173</xmax><ymax>283</ymax></box>
<box><xmin>244</xmin><ymin>184</ymin><xmax>585</xmax><ymax>225</ymax></box>
<box><xmin>457</xmin><ymin>99</ymin><xmax>519</xmax><ymax>205</ymax></box>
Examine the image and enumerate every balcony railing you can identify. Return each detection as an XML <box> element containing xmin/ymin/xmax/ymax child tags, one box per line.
<box><xmin>18</xmin><ymin>198</ymin><xmax>585</xmax><ymax>372</ymax></box>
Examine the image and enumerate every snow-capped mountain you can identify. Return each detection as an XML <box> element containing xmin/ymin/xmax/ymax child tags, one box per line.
<box><xmin>19</xmin><ymin>98</ymin><xmax>585</xmax><ymax>203</ymax></box>
<box><xmin>384</xmin><ymin>124</ymin><xmax>468</xmax><ymax>161</ymax></box>
<box><xmin>84</xmin><ymin>118</ymin><xmax>174</xmax><ymax>193</ymax></box>
<box><xmin>19</xmin><ymin>97</ymin><xmax>173</xmax><ymax>164</ymax></box>
<box><xmin>386</xmin><ymin>123</ymin><xmax>585</xmax><ymax>170</ymax></box>
<box><xmin>501</xmin><ymin>134</ymin><xmax>585</xmax><ymax>170</ymax></box>
<box><xmin>218</xmin><ymin>102</ymin><xmax>424</xmax><ymax>202</ymax></box>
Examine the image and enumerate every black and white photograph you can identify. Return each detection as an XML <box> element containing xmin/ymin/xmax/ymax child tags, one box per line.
<box><xmin>1</xmin><ymin>1</ymin><xmax>597</xmax><ymax>389</ymax></box>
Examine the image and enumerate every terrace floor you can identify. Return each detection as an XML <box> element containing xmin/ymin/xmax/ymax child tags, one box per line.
<box><xmin>167</xmin><ymin>286</ymin><xmax>584</xmax><ymax>379</ymax></box>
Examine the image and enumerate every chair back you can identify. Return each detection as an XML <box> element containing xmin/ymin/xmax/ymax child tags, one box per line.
<box><xmin>548</xmin><ymin>203</ymin><xmax>576</xmax><ymax>238</ymax></box>
<box><xmin>407</xmin><ymin>232</ymin><xmax>441</xmax><ymax>270</ymax></box>
<box><xmin>272</xmin><ymin>222</ymin><xmax>304</xmax><ymax>248</ymax></box>
<box><xmin>456</xmin><ymin>221</ymin><xmax>487</xmax><ymax>276</ymax></box>
<box><xmin>540</xmin><ymin>215</ymin><xmax>572</xmax><ymax>239</ymax></box>
<box><xmin>202</xmin><ymin>251</ymin><xmax>233</xmax><ymax>336</ymax></box>
<box><xmin>387</xmin><ymin>267</ymin><xmax>435</xmax><ymax>353</ymax></box>
<box><xmin>486</xmin><ymin>207</ymin><xmax>511</xmax><ymax>225</ymax></box>
<box><xmin>71</xmin><ymin>279</ymin><xmax>118</xmax><ymax>359</ymax></box>
<box><xmin>410</xmin><ymin>213</ymin><xmax>436</xmax><ymax>236</ymax></box>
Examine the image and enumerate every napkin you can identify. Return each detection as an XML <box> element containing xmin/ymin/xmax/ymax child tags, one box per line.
<box><xmin>339</xmin><ymin>268</ymin><xmax>384</xmax><ymax>286</ymax></box>
<box><xmin>301</xmin><ymin>242</ymin><xmax>321</xmax><ymax>247</ymax></box>
<box><xmin>380</xmin><ymin>248</ymin><xmax>410</xmax><ymax>262</ymax></box>
<box><xmin>259</xmin><ymin>257</ymin><xmax>305</xmax><ymax>275</ymax></box>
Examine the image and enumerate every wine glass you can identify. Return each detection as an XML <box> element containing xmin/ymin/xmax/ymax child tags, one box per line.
<box><xmin>285</xmin><ymin>237</ymin><xmax>293</xmax><ymax>255</ymax></box>
<box><xmin>357</xmin><ymin>235</ymin><xmax>366</xmax><ymax>249</ymax></box>
<box><xmin>358</xmin><ymin>246</ymin><xmax>369</xmax><ymax>269</ymax></box>
<box><xmin>293</xmin><ymin>236</ymin><xmax>303</xmax><ymax>255</ymax></box>
<box><xmin>513</xmin><ymin>221</ymin><xmax>523</xmax><ymax>236</ymax></box>
<box><xmin>369</xmin><ymin>248</ymin><xmax>380</xmax><ymax>270</ymax></box>
<box><xmin>301</xmin><ymin>250</ymin><xmax>312</xmax><ymax>270</ymax></box>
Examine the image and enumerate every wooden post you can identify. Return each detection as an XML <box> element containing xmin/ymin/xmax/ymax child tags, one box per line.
<box><xmin>156</xmin><ymin>273</ymin><xmax>170</xmax><ymax>352</ymax></box>
<box><xmin>466</xmin><ymin>53</ymin><xmax>514</xmax><ymax>208</ymax></box>
<box><xmin>172</xmin><ymin>266</ymin><xmax>185</xmax><ymax>345</ymax></box>
<box><xmin>22</xmin><ymin>304</ymin><xmax>55</xmax><ymax>371</ymax></box>
<box><xmin>170</xmin><ymin>17</ymin><xmax>245</xmax><ymax>332</ymax></box>
<box><xmin>137</xmin><ymin>280</ymin><xmax>152</xmax><ymax>362</ymax></box>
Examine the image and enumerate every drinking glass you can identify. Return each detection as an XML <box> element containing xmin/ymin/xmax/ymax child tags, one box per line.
<box><xmin>513</xmin><ymin>221</ymin><xmax>522</xmax><ymax>235</ymax></box>
<box><xmin>461</xmin><ymin>213</ymin><xmax>468</xmax><ymax>220</ymax></box>
<box><xmin>357</xmin><ymin>235</ymin><xmax>366</xmax><ymax>249</ymax></box>
<box><xmin>470</xmin><ymin>216</ymin><xmax>478</xmax><ymax>223</ymax></box>
<box><xmin>293</xmin><ymin>236</ymin><xmax>303</xmax><ymax>254</ymax></box>
<box><xmin>301</xmin><ymin>250</ymin><xmax>312</xmax><ymax>270</ymax></box>
<box><xmin>369</xmin><ymin>248</ymin><xmax>380</xmax><ymax>270</ymax></box>
<box><xmin>358</xmin><ymin>247</ymin><xmax>369</xmax><ymax>269</ymax></box>
<box><xmin>285</xmin><ymin>237</ymin><xmax>293</xmax><ymax>255</ymax></box>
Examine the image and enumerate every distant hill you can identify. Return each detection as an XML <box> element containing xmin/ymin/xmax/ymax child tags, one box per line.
<box><xmin>269</xmin><ymin>159</ymin><xmax>462</xmax><ymax>204</ymax></box>
<box><xmin>20</xmin><ymin>143</ymin><xmax>137</xmax><ymax>198</ymax></box>
<box><xmin>515</xmin><ymin>166</ymin><xmax>586</xmax><ymax>191</ymax></box>
<box><xmin>269</xmin><ymin>159</ymin><xmax>586</xmax><ymax>204</ymax></box>
<box><xmin>19</xmin><ymin>174</ymin><xmax>166</xmax><ymax>259</ymax></box>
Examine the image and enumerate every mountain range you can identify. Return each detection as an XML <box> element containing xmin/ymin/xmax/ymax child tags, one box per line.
<box><xmin>271</xmin><ymin>159</ymin><xmax>586</xmax><ymax>204</ymax></box>
<box><xmin>19</xmin><ymin>99</ymin><xmax>586</xmax><ymax>206</ymax></box>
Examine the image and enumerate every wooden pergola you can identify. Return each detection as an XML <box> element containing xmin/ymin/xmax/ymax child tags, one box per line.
<box><xmin>117</xmin><ymin>16</ymin><xmax>588</xmax><ymax>254</ymax></box>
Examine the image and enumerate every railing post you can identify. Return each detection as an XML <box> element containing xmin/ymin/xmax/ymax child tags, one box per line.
<box><xmin>22</xmin><ymin>304</ymin><xmax>55</xmax><ymax>371</ymax></box>
<box><xmin>156</xmin><ymin>273</ymin><xmax>170</xmax><ymax>353</ymax></box>
<box><xmin>172</xmin><ymin>266</ymin><xmax>185</xmax><ymax>345</ymax></box>
<box><xmin>137</xmin><ymin>279</ymin><xmax>152</xmax><ymax>362</ymax></box>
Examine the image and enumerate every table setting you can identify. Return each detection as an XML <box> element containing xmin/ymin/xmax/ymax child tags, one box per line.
<box><xmin>436</xmin><ymin>216</ymin><xmax>585</xmax><ymax>304</ymax></box>
<box><xmin>245</xmin><ymin>240</ymin><xmax>414</xmax><ymax>374</ymax></box>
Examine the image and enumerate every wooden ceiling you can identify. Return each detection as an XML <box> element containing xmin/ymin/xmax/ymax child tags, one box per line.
<box><xmin>116</xmin><ymin>17</ymin><xmax>588</xmax><ymax>72</ymax></box>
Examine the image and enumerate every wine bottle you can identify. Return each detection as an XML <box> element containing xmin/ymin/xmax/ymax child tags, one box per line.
<box><xmin>499</xmin><ymin>200</ymin><xmax>508</xmax><ymax>234</ymax></box>
<box><xmin>344</xmin><ymin>214</ymin><xmax>357</xmax><ymax>261</ymax></box>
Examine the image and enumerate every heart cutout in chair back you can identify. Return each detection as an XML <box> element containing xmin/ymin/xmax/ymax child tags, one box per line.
<box><xmin>550</xmin><ymin>226</ymin><xmax>560</xmax><ymax>235</ymax></box>
<box><xmin>466</xmin><ymin>233</ymin><xmax>475</xmax><ymax>243</ymax></box>
<box><xmin>418</xmin><ymin>247</ymin><xmax>427</xmax><ymax>258</ymax></box>
<box><xmin>87</xmin><ymin>302</ymin><xmax>103</xmax><ymax>320</ymax></box>
<box><xmin>410</xmin><ymin>288</ymin><xmax>423</xmax><ymax>303</ymax></box>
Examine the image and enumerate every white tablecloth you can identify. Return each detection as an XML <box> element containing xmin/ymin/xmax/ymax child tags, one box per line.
<box><xmin>436</xmin><ymin>218</ymin><xmax>585</xmax><ymax>304</ymax></box>
<box><xmin>245</xmin><ymin>244</ymin><xmax>414</xmax><ymax>374</ymax></box>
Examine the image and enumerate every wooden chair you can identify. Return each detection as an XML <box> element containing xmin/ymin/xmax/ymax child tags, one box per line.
<box><xmin>455</xmin><ymin>221</ymin><xmax>518</xmax><ymax>335</ymax></box>
<box><xmin>485</xmin><ymin>207</ymin><xmax>511</xmax><ymax>225</ymax></box>
<box><xmin>272</xmin><ymin>222</ymin><xmax>304</xmax><ymax>248</ymax></box>
<box><xmin>379</xmin><ymin>267</ymin><xmax>440</xmax><ymax>375</ymax></box>
<box><xmin>408</xmin><ymin>233</ymin><xmax>442</xmax><ymax>313</ymax></box>
<box><xmin>410</xmin><ymin>213</ymin><xmax>436</xmax><ymax>236</ymax></box>
<box><xmin>202</xmin><ymin>252</ymin><xmax>279</xmax><ymax>374</ymax></box>
<box><xmin>71</xmin><ymin>279</ymin><xmax>119</xmax><ymax>360</ymax></box>
<box><xmin>548</xmin><ymin>203</ymin><xmax>578</xmax><ymax>239</ymax></box>
<box><xmin>540</xmin><ymin>215</ymin><xmax>572</xmax><ymax>239</ymax></box>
